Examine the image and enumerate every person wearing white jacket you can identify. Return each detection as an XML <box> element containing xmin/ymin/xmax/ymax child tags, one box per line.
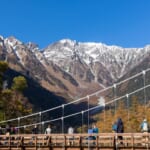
<box><xmin>45</xmin><ymin>125</ymin><xmax>51</xmax><ymax>134</ymax></box>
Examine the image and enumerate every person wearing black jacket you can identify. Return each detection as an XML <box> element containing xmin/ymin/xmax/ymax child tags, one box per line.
<box><xmin>32</xmin><ymin>125</ymin><xmax>39</xmax><ymax>134</ymax></box>
<box><xmin>116</xmin><ymin>117</ymin><xmax>124</xmax><ymax>144</ymax></box>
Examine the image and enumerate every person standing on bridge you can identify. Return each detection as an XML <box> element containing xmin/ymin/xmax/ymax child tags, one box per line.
<box><xmin>68</xmin><ymin>126</ymin><xmax>74</xmax><ymax>134</ymax></box>
<box><xmin>32</xmin><ymin>125</ymin><xmax>39</xmax><ymax>134</ymax></box>
<box><xmin>140</xmin><ymin>118</ymin><xmax>149</xmax><ymax>133</ymax></box>
<box><xmin>92</xmin><ymin>123</ymin><xmax>99</xmax><ymax>143</ymax></box>
<box><xmin>0</xmin><ymin>126</ymin><xmax>2</xmax><ymax>135</ymax></box>
<box><xmin>92</xmin><ymin>123</ymin><xmax>99</xmax><ymax>134</ymax></box>
<box><xmin>140</xmin><ymin>119</ymin><xmax>149</xmax><ymax>146</ymax></box>
<box><xmin>116</xmin><ymin>117</ymin><xmax>124</xmax><ymax>144</ymax></box>
<box><xmin>68</xmin><ymin>126</ymin><xmax>74</xmax><ymax>145</ymax></box>
<box><xmin>45</xmin><ymin>124</ymin><xmax>51</xmax><ymax>134</ymax></box>
<box><xmin>112</xmin><ymin>121</ymin><xmax>117</xmax><ymax>133</ymax></box>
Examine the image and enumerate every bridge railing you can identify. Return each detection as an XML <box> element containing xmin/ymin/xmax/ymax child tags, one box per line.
<box><xmin>0</xmin><ymin>133</ymin><xmax>150</xmax><ymax>149</ymax></box>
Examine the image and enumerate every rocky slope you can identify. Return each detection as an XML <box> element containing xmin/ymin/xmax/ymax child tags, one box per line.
<box><xmin>1</xmin><ymin>35</ymin><xmax>150</xmax><ymax>100</ymax></box>
<box><xmin>43</xmin><ymin>39</ymin><xmax>150</xmax><ymax>86</ymax></box>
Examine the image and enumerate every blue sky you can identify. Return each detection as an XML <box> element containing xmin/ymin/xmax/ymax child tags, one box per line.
<box><xmin>0</xmin><ymin>0</ymin><xmax>150</xmax><ymax>48</ymax></box>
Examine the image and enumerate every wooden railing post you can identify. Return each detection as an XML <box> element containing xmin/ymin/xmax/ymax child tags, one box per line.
<box><xmin>79</xmin><ymin>135</ymin><xmax>83</xmax><ymax>150</ymax></box>
<box><xmin>21</xmin><ymin>136</ymin><xmax>24</xmax><ymax>150</ymax></box>
<box><xmin>35</xmin><ymin>135</ymin><xmax>37</xmax><ymax>150</ymax></box>
<box><xmin>113</xmin><ymin>133</ymin><xmax>116</xmax><ymax>150</ymax></box>
<box><xmin>132</xmin><ymin>133</ymin><xmax>134</xmax><ymax>150</ymax></box>
<box><xmin>49</xmin><ymin>136</ymin><xmax>53</xmax><ymax>150</ymax></box>
<box><xmin>96</xmin><ymin>135</ymin><xmax>98</xmax><ymax>150</ymax></box>
<box><xmin>9</xmin><ymin>135</ymin><xmax>11</xmax><ymax>150</ymax></box>
<box><xmin>64</xmin><ymin>135</ymin><xmax>67</xmax><ymax>150</ymax></box>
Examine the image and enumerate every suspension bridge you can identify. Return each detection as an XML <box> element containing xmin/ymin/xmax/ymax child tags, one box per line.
<box><xmin>0</xmin><ymin>68</ymin><xmax>150</xmax><ymax>149</ymax></box>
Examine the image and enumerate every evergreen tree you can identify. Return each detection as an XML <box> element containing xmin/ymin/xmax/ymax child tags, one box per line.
<box><xmin>0</xmin><ymin>61</ymin><xmax>32</xmax><ymax>128</ymax></box>
<box><xmin>12</xmin><ymin>76</ymin><xmax>28</xmax><ymax>92</ymax></box>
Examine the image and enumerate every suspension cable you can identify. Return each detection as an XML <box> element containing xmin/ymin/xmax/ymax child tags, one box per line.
<box><xmin>87</xmin><ymin>95</ymin><xmax>90</xmax><ymax>130</ymax></box>
<box><xmin>143</xmin><ymin>70</ymin><xmax>147</xmax><ymax>117</ymax></box>
<box><xmin>1</xmin><ymin>68</ymin><xmax>150</xmax><ymax>125</ymax></box>
<box><xmin>16</xmin><ymin>83</ymin><xmax>150</xmax><ymax>130</ymax></box>
<box><xmin>113</xmin><ymin>84</ymin><xmax>117</xmax><ymax>117</ymax></box>
<box><xmin>81</xmin><ymin>111</ymin><xmax>84</xmax><ymax>133</ymax></box>
<box><xmin>62</xmin><ymin>104</ymin><xmax>64</xmax><ymax>134</ymax></box>
<box><xmin>126</xmin><ymin>94</ymin><xmax>130</xmax><ymax>131</ymax></box>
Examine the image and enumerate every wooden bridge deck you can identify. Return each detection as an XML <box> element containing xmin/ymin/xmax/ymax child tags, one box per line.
<box><xmin>0</xmin><ymin>133</ymin><xmax>150</xmax><ymax>150</ymax></box>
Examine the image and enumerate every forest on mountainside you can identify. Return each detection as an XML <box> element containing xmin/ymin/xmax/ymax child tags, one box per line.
<box><xmin>0</xmin><ymin>61</ymin><xmax>32</xmax><ymax>126</ymax></box>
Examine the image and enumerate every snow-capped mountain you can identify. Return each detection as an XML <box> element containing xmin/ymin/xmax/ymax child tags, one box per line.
<box><xmin>43</xmin><ymin>39</ymin><xmax>150</xmax><ymax>85</ymax></box>
<box><xmin>0</xmin><ymin>36</ymin><xmax>81</xmax><ymax>98</ymax></box>
<box><xmin>0</xmin><ymin>35</ymin><xmax>150</xmax><ymax>99</ymax></box>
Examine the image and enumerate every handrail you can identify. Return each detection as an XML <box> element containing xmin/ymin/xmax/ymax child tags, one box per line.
<box><xmin>0</xmin><ymin>133</ymin><xmax>149</xmax><ymax>149</ymax></box>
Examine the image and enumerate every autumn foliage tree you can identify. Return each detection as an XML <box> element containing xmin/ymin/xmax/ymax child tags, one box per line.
<box><xmin>94</xmin><ymin>95</ymin><xmax>150</xmax><ymax>133</ymax></box>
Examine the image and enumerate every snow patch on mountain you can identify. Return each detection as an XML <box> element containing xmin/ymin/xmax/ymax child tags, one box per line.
<box><xmin>43</xmin><ymin>39</ymin><xmax>150</xmax><ymax>82</ymax></box>
<box><xmin>26</xmin><ymin>42</ymin><xmax>39</xmax><ymax>52</ymax></box>
<box><xmin>1</xmin><ymin>36</ymin><xmax>150</xmax><ymax>87</ymax></box>
<box><xmin>5</xmin><ymin>36</ymin><xmax>22</xmax><ymax>48</ymax></box>
<box><xmin>0</xmin><ymin>36</ymin><xmax>4</xmax><ymax>47</ymax></box>
<box><xmin>0</xmin><ymin>35</ymin><xmax>4</xmax><ymax>41</ymax></box>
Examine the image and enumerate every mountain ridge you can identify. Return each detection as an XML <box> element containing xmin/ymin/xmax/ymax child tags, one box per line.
<box><xmin>0</xmin><ymin>35</ymin><xmax>150</xmax><ymax>100</ymax></box>
<box><xmin>43</xmin><ymin>38</ymin><xmax>150</xmax><ymax>83</ymax></box>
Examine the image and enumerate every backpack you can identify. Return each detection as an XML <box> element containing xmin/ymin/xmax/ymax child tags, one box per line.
<box><xmin>112</xmin><ymin>124</ymin><xmax>117</xmax><ymax>132</ymax></box>
<box><xmin>142</xmin><ymin>122</ymin><xmax>148</xmax><ymax>131</ymax></box>
<box><xmin>93</xmin><ymin>127</ymin><xmax>99</xmax><ymax>133</ymax></box>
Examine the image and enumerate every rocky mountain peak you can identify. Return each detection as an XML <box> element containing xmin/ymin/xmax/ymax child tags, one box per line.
<box><xmin>4</xmin><ymin>36</ymin><xmax>22</xmax><ymax>47</ymax></box>
<box><xmin>0</xmin><ymin>35</ymin><xmax>4</xmax><ymax>41</ymax></box>
<box><xmin>26</xmin><ymin>42</ymin><xmax>39</xmax><ymax>52</ymax></box>
<box><xmin>0</xmin><ymin>35</ymin><xmax>4</xmax><ymax>47</ymax></box>
<box><xmin>59</xmin><ymin>39</ymin><xmax>76</xmax><ymax>45</ymax></box>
